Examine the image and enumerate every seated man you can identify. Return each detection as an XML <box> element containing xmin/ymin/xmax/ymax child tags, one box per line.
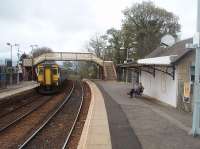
<box><xmin>128</xmin><ymin>82</ymin><xmax>144</xmax><ymax>97</ymax></box>
<box><xmin>128</xmin><ymin>82</ymin><xmax>139</xmax><ymax>98</ymax></box>
<box><xmin>137</xmin><ymin>82</ymin><xmax>144</xmax><ymax>96</ymax></box>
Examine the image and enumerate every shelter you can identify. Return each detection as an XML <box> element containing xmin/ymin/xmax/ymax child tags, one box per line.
<box><xmin>118</xmin><ymin>38</ymin><xmax>195</xmax><ymax>111</ymax></box>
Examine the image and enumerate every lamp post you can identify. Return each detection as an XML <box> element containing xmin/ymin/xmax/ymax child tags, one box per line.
<box><xmin>30</xmin><ymin>44</ymin><xmax>38</xmax><ymax>81</ymax></box>
<box><xmin>127</xmin><ymin>48</ymin><xmax>136</xmax><ymax>61</ymax></box>
<box><xmin>120</xmin><ymin>47</ymin><xmax>136</xmax><ymax>82</ymax></box>
<box><xmin>6</xmin><ymin>43</ymin><xmax>21</xmax><ymax>85</ymax></box>
<box><xmin>14</xmin><ymin>44</ymin><xmax>20</xmax><ymax>84</ymax></box>
<box><xmin>6</xmin><ymin>42</ymin><xmax>13</xmax><ymax>65</ymax></box>
<box><xmin>192</xmin><ymin>0</ymin><xmax>200</xmax><ymax>136</ymax></box>
<box><xmin>126</xmin><ymin>48</ymin><xmax>129</xmax><ymax>60</ymax></box>
<box><xmin>6</xmin><ymin>43</ymin><xmax>13</xmax><ymax>85</ymax></box>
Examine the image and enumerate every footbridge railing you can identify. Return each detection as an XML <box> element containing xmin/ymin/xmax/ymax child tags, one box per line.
<box><xmin>33</xmin><ymin>52</ymin><xmax>104</xmax><ymax>66</ymax></box>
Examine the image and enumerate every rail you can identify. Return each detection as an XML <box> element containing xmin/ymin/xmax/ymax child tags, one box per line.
<box><xmin>62</xmin><ymin>82</ymin><xmax>84</xmax><ymax>149</ymax></box>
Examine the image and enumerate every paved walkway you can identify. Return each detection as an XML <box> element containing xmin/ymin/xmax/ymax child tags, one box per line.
<box><xmin>97</xmin><ymin>83</ymin><xmax>142</xmax><ymax>149</ymax></box>
<box><xmin>0</xmin><ymin>81</ymin><xmax>39</xmax><ymax>100</ymax></box>
<box><xmin>95</xmin><ymin>81</ymin><xmax>200</xmax><ymax>149</ymax></box>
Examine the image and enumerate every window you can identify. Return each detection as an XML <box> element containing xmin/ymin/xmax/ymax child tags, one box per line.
<box><xmin>53</xmin><ymin>68</ymin><xmax>58</xmax><ymax>75</ymax></box>
<box><xmin>39</xmin><ymin>68</ymin><xmax>43</xmax><ymax>75</ymax></box>
<box><xmin>190</xmin><ymin>66</ymin><xmax>195</xmax><ymax>83</ymax></box>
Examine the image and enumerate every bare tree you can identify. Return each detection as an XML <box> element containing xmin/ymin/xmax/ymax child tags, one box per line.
<box><xmin>87</xmin><ymin>33</ymin><xmax>107</xmax><ymax>58</ymax></box>
<box><xmin>20</xmin><ymin>53</ymin><xmax>30</xmax><ymax>61</ymax></box>
<box><xmin>32</xmin><ymin>47</ymin><xmax>53</xmax><ymax>58</ymax></box>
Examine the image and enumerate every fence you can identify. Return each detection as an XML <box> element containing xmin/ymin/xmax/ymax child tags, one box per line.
<box><xmin>0</xmin><ymin>65</ymin><xmax>22</xmax><ymax>89</ymax></box>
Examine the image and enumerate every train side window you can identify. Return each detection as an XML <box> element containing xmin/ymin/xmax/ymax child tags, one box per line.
<box><xmin>39</xmin><ymin>68</ymin><xmax>43</xmax><ymax>75</ymax></box>
<box><xmin>53</xmin><ymin>68</ymin><xmax>58</xmax><ymax>75</ymax></box>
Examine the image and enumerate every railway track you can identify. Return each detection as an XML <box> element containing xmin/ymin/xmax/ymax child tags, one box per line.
<box><xmin>61</xmin><ymin>82</ymin><xmax>84</xmax><ymax>149</ymax></box>
<box><xmin>20</xmin><ymin>81</ymin><xmax>84</xmax><ymax>149</ymax></box>
<box><xmin>0</xmin><ymin>81</ymin><xmax>74</xmax><ymax>149</ymax></box>
<box><xmin>0</xmin><ymin>95</ymin><xmax>51</xmax><ymax>132</ymax></box>
<box><xmin>0</xmin><ymin>92</ymin><xmax>41</xmax><ymax>118</ymax></box>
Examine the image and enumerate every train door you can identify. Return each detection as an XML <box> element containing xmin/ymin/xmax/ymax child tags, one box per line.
<box><xmin>37</xmin><ymin>66</ymin><xmax>44</xmax><ymax>84</ymax></box>
<box><xmin>45</xmin><ymin>66</ymin><xmax>52</xmax><ymax>85</ymax></box>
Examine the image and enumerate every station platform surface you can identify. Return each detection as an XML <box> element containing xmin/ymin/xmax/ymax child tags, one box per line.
<box><xmin>83</xmin><ymin>80</ymin><xmax>200</xmax><ymax>149</ymax></box>
<box><xmin>78</xmin><ymin>80</ymin><xmax>112</xmax><ymax>149</ymax></box>
<box><xmin>0</xmin><ymin>81</ymin><xmax>39</xmax><ymax>100</ymax></box>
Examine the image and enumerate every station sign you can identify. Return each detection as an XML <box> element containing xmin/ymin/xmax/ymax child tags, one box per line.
<box><xmin>23</xmin><ymin>58</ymin><xmax>33</xmax><ymax>67</ymax></box>
<box><xmin>183</xmin><ymin>82</ymin><xmax>191</xmax><ymax>103</ymax></box>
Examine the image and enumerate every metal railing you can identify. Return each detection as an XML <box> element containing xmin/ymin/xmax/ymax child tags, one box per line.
<box><xmin>0</xmin><ymin>72</ymin><xmax>22</xmax><ymax>89</ymax></box>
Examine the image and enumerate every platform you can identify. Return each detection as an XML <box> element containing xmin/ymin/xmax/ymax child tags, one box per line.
<box><xmin>0</xmin><ymin>81</ymin><xmax>39</xmax><ymax>100</ymax></box>
<box><xmin>94</xmin><ymin>81</ymin><xmax>200</xmax><ymax>149</ymax></box>
<box><xmin>78</xmin><ymin>80</ymin><xmax>200</xmax><ymax>149</ymax></box>
<box><xmin>78</xmin><ymin>79</ymin><xmax>112</xmax><ymax>149</ymax></box>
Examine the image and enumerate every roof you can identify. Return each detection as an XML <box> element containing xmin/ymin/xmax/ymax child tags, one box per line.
<box><xmin>145</xmin><ymin>38</ymin><xmax>194</xmax><ymax>63</ymax></box>
<box><xmin>117</xmin><ymin>38</ymin><xmax>194</xmax><ymax>68</ymax></box>
<box><xmin>138</xmin><ymin>55</ymin><xmax>178</xmax><ymax>65</ymax></box>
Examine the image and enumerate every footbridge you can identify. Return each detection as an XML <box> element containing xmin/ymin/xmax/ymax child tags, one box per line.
<box><xmin>32</xmin><ymin>52</ymin><xmax>117</xmax><ymax>80</ymax></box>
<box><xmin>33</xmin><ymin>52</ymin><xmax>104</xmax><ymax>66</ymax></box>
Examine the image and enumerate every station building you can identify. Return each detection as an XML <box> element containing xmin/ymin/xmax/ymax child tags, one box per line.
<box><xmin>118</xmin><ymin>38</ymin><xmax>195</xmax><ymax>112</ymax></box>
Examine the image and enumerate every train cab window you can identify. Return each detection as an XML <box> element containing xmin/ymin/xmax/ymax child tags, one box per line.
<box><xmin>53</xmin><ymin>68</ymin><xmax>58</xmax><ymax>75</ymax></box>
<box><xmin>39</xmin><ymin>68</ymin><xmax>44</xmax><ymax>75</ymax></box>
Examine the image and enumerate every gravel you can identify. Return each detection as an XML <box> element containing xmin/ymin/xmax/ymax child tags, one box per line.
<box><xmin>66</xmin><ymin>82</ymin><xmax>91</xmax><ymax>149</ymax></box>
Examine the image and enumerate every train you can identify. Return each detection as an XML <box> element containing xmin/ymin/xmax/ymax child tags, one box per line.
<box><xmin>36</xmin><ymin>63</ymin><xmax>68</xmax><ymax>94</ymax></box>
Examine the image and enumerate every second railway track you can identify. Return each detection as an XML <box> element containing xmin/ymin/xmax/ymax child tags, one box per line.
<box><xmin>0</xmin><ymin>91</ymin><xmax>42</xmax><ymax>118</ymax></box>
<box><xmin>0</xmin><ymin>95</ymin><xmax>52</xmax><ymax>132</ymax></box>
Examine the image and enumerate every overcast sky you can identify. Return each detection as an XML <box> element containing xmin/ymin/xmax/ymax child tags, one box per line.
<box><xmin>0</xmin><ymin>0</ymin><xmax>197</xmax><ymax>63</ymax></box>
